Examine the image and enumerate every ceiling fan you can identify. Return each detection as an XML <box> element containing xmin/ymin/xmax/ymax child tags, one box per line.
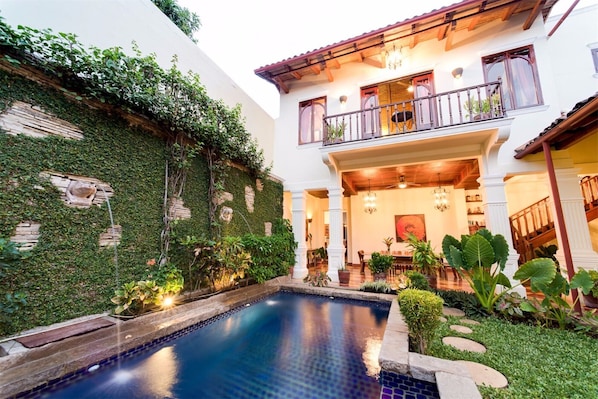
<box><xmin>385</xmin><ymin>175</ymin><xmax>420</xmax><ymax>189</ymax></box>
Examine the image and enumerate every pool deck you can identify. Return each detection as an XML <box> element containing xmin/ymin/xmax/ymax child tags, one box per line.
<box><xmin>0</xmin><ymin>277</ymin><xmax>481</xmax><ymax>399</ymax></box>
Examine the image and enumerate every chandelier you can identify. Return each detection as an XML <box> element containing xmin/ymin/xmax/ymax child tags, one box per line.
<box><xmin>433</xmin><ymin>173</ymin><xmax>449</xmax><ymax>212</ymax></box>
<box><xmin>385</xmin><ymin>45</ymin><xmax>403</xmax><ymax>70</ymax></box>
<box><xmin>364</xmin><ymin>179</ymin><xmax>377</xmax><ymax>214</ymax></box>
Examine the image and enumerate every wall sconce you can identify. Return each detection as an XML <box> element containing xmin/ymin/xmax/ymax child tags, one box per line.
<box><xmin>339</xmin><ymin>95</ymin><xmax>347</xmax><ymax>104</ymax></box>
<box><xmin>307</xmin><ymin>218</ymin><xmax>312</xmax><ymax>224</ymax></box>
<box><xmin>451</xmin><ymin>67</ymin><xmax>463</xmax><ymax>79</ymax></box>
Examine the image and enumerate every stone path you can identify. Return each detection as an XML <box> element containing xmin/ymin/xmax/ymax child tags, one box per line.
<box><xmin>440</xmin><ymin>307</ymin><xmax>508</xmax><ymax>389</ymax></box>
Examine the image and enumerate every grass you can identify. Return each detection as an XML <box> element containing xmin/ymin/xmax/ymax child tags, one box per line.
<box><xmin>428</xmin><ymin>316</ymin><xmax>598</xmax><ymax>399</ymax></box>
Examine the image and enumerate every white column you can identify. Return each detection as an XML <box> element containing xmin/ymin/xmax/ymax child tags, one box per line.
<box><xmin>551</xmin><ymin>168</ymin><xmax>598</xmax><ymax>269</ymax></box>
<box><xmin>479</xmin><ymin>173</ymin><xmax>524</xmax><ymax>294</ymax></box>
<box><xmin>290</xmin><ymin>190</ymin><xmax>308</xmax><ymax>279</ymax></box>
<box><xmin>327</xmin><ymin>186</ymin><xmax>345</xmax><ymax>283</ymax></box>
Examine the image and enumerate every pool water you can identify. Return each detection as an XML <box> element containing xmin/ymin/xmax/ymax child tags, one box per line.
<box><xmin>39</xmin><ymin>291</ymin><xmax>390</xmax><ymax>399</ymax></box>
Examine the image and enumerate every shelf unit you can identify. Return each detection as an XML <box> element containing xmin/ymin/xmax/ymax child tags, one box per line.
<box><xmin>465</xmin><ymin>189</ymin><xmax>486</xmax><ymax>234</ymax></box>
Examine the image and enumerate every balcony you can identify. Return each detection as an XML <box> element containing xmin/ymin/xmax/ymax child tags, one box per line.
<box><xmin>323</xmin><ymin>81</ymin><xmax>505</xmax><ymax>146</ymax></box>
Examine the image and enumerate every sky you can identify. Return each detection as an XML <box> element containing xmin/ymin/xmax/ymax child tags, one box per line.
<box><xmin>177</xmin><ymin>0</ymin><xmax>594</xmax><ymax>117</ymax></box>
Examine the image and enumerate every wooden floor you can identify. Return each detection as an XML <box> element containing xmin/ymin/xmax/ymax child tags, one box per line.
<box><xmin>306</xmin><ymin>262</ymin><xmax>473</xmax><ymax>292</ymax></box>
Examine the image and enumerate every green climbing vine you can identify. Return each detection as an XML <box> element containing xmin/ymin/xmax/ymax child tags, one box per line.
<box><xmin>0</xmin><ymin>22</ymin><xmax>284</xmax><ymax>333</ymax></box>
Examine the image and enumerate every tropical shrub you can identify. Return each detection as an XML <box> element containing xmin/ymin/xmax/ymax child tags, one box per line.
<box><xmin>359</xmin><ymin>280</ymin><xmax>394</xmax><ymax>294</ymax></box>
<box><xmin>404</xmin><ymin>270</ymin><xmax>430</xmax><ymax>291</ymax></box>
<box><xmin>111</xmin><ymin>280</ymin><xmax>166</xmax><ymax>316</ymax></box>
<box><xmin>407</xmin><ymin>233</ymin><xmax>441</xmax><ymax>276</ymax></box>
<box><xmin>303</xmin><ymin>271</ymin><xmax>331</xmax><ymax>287</ymax></box>
<box><xmin>397</xmin><ymin>289</ymin><xmax>443</xmax><ymax>354</ymax></box>
<box><xmin>442</xmin><ymin>229</ymin><xmax>513</xmax><ymax>314</ymax></box>
<box><xmin>434</xmin><ymin>289</ymin><xmax>485</xmax><ymax>318</ymax></box>
<box><xmin>368</xmin><ymin>252</ymin><xmax>394</xmax><ymax>274</ymax></box>
<box><xmin>514</xmin><ymin>258</ymin><xmax>595</xmax><ymax>329</ymax></box>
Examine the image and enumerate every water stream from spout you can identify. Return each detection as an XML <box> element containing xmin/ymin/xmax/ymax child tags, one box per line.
<box><xmin>98</xmin><ymin>185</ymin><xmax>122</xmax><ymax>370</ymax></box>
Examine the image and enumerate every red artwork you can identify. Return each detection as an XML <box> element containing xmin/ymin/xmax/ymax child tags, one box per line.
<box><xmin>395</xmin><ymin>214</ymin><xmax>426</xmax><ymax>242</ymax></box>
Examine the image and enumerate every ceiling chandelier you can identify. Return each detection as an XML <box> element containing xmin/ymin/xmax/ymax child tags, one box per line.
<box><xmin>433</xmin><ymin>173</ymin><xmax>449</xmax><ymax>212</ymax></box>
<box><xmin>385</xmin><ymin>45</ymin><xmax>403</xmax><ymax>70</ymax></box>
<box><xmin>364</xmin><ymin>179</ymin><xmax>377</xmax><ymax>214</ymax></box>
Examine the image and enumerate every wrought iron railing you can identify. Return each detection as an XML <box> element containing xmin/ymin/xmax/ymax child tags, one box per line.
<box><xmin>322</xmin><ymin>81</ymin><xmax>505</xmax><ymax>145</ymax></box>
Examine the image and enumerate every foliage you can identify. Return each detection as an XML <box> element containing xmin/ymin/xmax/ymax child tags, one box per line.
<box><xmin>150</xmin><ymin>0</ymin><xmax>201</xmax><ymax>42</ymax></box>
<box><xmin>428</xmin><ymin>316</ymin><xmax>598</xmax><ymax>399</ymax></box>
<box><xmin>403</xmin><ymin>270</ymin><xmax>430</xmax><ymax>291</ymax></box>
<box><xmin>463</xmin><ymin>93</ymin><xmax>501</xmax><ymax>117</ymax></box>
<box><xmin>575</xmin><ymin>267</ymin><xmax>598</xmax><ymax>298</ymax></box>
<box><xmin>325</xmin><ymin>121</ymin><xmax>346</xmax><ymax>142</ymax></box>
<box><xmin>303</xmin><ymin>271</ymin><xmax>331</xmax><ymax>287</ymax></box>
<box><xmin>111</xmin><ymin>279</ymin><xmax>165</xmax><ymax>316</ymax></box>
<box><xmin>434</xmin><ymin>289</ymin><xmax>486</xmax><ymax>318</ymax></box>
<box><xmin>0</xmin><ymin>238</ymin><xmax>29</xmax><ymax>334</ymax></box>
<box><xmin>397</xmin><ymin>289</ymin><xmax>444</xmax><ymax>354</ymax></box>
<box><xmin>382</xmin><ymin>236</ymin><xmax>393</xmax><ymax>252</ymax></box>
<box><xmin>0</xmin><ymin>66</ymin><xmax>282</xmax><ymax>333</ymax></box>
<box><xmin>442</xmin><ymin>229</ymin><xmax>513</xmax><ymax>313</ymax></box>
<box><xmin>359</xmin><ymin>280</ymin><xmax>395</xmax><ymax>294</ymax></box>
<box><xmin>514</xmin><ymin>259</ymin><xmax>595</xmax><ymax>329</ymax></box>
<box><xmin>0</xmin><ymin>18</ymin><xmax>269</xmax><ymax>178</ymax></box>
<box><xmin>242</xmin><ymin>219</ymin><xmax>297</xmax><ymax>283</ymax></box>
<box><xmin>406</xmin><ymin>233</ymin><xmax>441</xmax><ymax>276</ymax></box>
<box><xmin>534</xmin><ymin>244</ymin><xmax>560</xmax><ymax>271</ymax></box>
<box><xmin>368</xmin><ymin>252</ymin><xmax>394</xmax><ymax>274</ymax></box>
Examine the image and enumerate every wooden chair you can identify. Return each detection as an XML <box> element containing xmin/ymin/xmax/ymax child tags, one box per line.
<box><xmin>358</xmin><ymin>250</ymin><xmax>366</xmax><ymax>273</ymax></box>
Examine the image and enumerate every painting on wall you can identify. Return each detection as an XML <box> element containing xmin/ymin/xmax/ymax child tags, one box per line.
<box><xmin>395</xmin><ymin>214</ymin><xmax>426</xmax><ymax>242</ymax></box>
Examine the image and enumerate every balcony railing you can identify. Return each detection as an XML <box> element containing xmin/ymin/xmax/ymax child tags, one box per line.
<box><xmin>323</xmin><ymin>81</ymin><xmax>505</xmax><ymax>146</ymax></box>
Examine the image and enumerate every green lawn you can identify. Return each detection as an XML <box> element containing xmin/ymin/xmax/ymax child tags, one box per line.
<box><xmin>428</xmin><ymin>316</ymin><xmax>598</xmax><ymax>399</ymax></box>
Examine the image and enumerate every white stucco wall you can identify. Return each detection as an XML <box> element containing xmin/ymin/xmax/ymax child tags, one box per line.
<box><xmin>0</xmin><ymin>0</ymin><xmax>275</xmax><ymax>167</ymax></box>
<box><xmin>272</xmin><ymin>5</ymin><xmax>597</xmax><ymax>268</ymax></box>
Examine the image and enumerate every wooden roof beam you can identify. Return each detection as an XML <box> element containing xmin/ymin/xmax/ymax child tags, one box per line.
<box><xmin>274</xmin><ymin>76</ymin><xmax>289</xmax><ymax>94</ymax></box>
<box><xmin>523</xmin><ymin>0</ymin><xmax>545</xmax><ymax>30</ymax></box>
<box><xmin>468</xmin><ymin>1</ymin><xmax>487</xmax><ymax>31</ymax></box>
<box><xmin>501</xmin><ymin>3</ymin><xmax>518</xmax><ymax>21</ymax></box>
<box><xmin>444</xmin><ymin>20</ymin><xmax>457</xmax><ymax>51</ymax></box>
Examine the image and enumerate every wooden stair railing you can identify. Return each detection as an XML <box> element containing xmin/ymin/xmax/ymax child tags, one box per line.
<box><xmin>509</xmin><ymin>175</ymin><xmax>598</xmax><ymax>264</ymax></box>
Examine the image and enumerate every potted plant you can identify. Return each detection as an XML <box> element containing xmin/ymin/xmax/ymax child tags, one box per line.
<box><xmin>314</xmin><ymin>246</ymin><xmax>327</xmax><ymax>264</ymax></box>
<box><xmin>382</xmin><ymin>237</ymin><xmax>394</xmax><ymax>253</ymax></box>
<box><xmin>325</xmin><ymin>121</ymin><xmax>346</xmax><ymax>143</ymax></box>
<box><xmin>463</xmin><ymin>93</ymin><xmax>501</xmax><ymax>120</ymax></box>
<box><xmin>406</xmin><ymin>233</ymin><xmax>441</xmax><ymax>287</ymax></box>
<box><xmin>338</xmin><ymin>264</ymin><xmax>351</xmax><ymax>286</ymax></box>
<box><xmin>368</xmin><ymin>251</ymin><xmax>394</xmax><ymax>280</ymax></box>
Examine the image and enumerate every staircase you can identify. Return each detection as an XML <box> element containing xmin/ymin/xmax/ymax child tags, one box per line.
<box><xmin>509</xmin><ymin>175</ymin><xmax>598</xmax><ymax>264</ymax></box>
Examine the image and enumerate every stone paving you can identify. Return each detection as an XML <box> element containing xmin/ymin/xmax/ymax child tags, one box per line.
<box><xmin>440</xmin><ymin>307</ymin><xmax>508</xmax><ymax>390</ymax></box>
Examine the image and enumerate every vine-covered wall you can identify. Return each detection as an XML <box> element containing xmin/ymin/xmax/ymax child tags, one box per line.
<box><xmin>0</xmin><ymin>68</ymin><xmax>282</xmax><ymax>333</ymax></box>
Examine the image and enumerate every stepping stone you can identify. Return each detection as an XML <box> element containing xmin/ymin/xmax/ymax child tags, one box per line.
<box><xmin>439</xmin><ymin>316</ymin><xmax>447</xmax><ymax>323</ymax></box>
<box><xmin>442</xmin><ymin>336</ymin><xmax>486</xmax><ymax>353</ymax></box>
<box><xmin>461</xmin><ymin>318</ymin><xmax>480</xmax><ymax>325</ymax></box>
<box><xmin>455</xmin><ymin>360</ymin><xmax>509</xmax><ymax>388</ymax></box>
<box><xmin>442</xmin><ymin>307</ymin><xmax>465</xmax><ymax>317</ymax></box>
<box><xmin>450</xmin><ymin>325</ymin><xmax>473</xmax><ymax>334</ymax></box>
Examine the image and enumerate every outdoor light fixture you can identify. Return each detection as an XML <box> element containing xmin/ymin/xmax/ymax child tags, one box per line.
<box><xmin>398</xmin><ymin>176</ymin><xmax>407</xmax><ymax>189</ymax></box>
<box><xmin>339</xmin><ymin>95</ymin><xmax>347</xmax><ymax>104</ymax></box>
<box><xmin>364</xmin><ymin>179</ymin><xmax>377</xmax><ymax>214</ymax></box>
<box><xmin>433</xmin><ymin>173</ymin><xmax>450</xmax><ymax>212</ymax></box>
<box><xmin>452</xmin><ymin>67</ymin><xmax>463</xmax><ymax>79</ymax></box>
<box><xmin>385</xmin><ymin>45</ymin><xmax>403</xmax><ymax>70</ymax></box>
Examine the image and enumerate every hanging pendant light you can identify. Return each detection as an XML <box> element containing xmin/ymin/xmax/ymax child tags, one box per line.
<box><xmin>364</xmin><ymin>179</ymin><xmax>377</xmax><ymax>214</ymax></box>
<box><xmin>385</xmin><ymin>45</ymin><xmax>403</xmax><ymax>70</ymax></box>
<box><xmin>433</xmin><ymin>173</ymin><xmax>450</xmax><ymax>212</ymax></box>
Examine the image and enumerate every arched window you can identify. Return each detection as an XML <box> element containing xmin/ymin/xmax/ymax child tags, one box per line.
<box><xmin>483</xmin><ymin>46</ymin><xmax>542</xmax><ymax>110</ymax></box>
<box><xmin>299</xmin><ymin>97</ymin><xmax>326</xmax><ymax>144</ymax></box>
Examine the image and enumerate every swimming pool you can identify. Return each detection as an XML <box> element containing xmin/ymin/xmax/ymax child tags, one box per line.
<box><xmin>37</xmin><ymin>291</ymin><xmax>390</xmax><ymax>398</ymax></box>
